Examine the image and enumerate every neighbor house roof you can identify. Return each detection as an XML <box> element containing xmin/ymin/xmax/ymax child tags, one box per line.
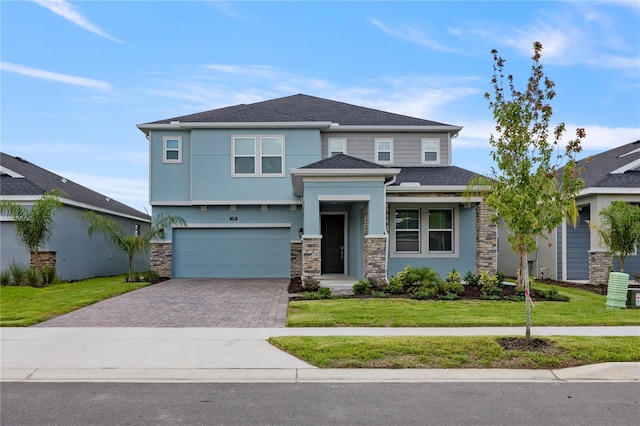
<box><xmin>138</xmin><ymin>94</ymin><xmax>462</xmax><ymax>133</ymax></box>
<box><xmin>0</xmin><ymin>153</ymin><xmax>149</xmax><ymax>221</ymax></box>
<box><xmin>575</xmin><ymin>141</ymin><xmax>640</xmax><ymax>190</ymax></box>
<box><xmin>391</xmin><ymin>166</ymin><xmax>479</xmax><ymax>187</ymax></box>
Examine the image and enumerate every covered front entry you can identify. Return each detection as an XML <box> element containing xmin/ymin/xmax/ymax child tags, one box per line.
<box><xmin>321</xmin><ymin>214</ymin><xmax>345</xmax><ymax>274</ymax></box>
<box><xmin>173</xmin><ymin>228</ymin><xmax>290</xmax><ymax>278</ymax></box>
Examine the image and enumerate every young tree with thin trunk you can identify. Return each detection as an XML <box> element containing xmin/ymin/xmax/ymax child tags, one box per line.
<box><xmin>466</xmin><ymin>42</ymin><xmax>585</xmax><ymax>338</ymax></box>
<box><xmin>81</xmin><ymin>211</ymin><xmax>186</xmax><ymax>282</ymax></box>
<box><xmin>0</xmin><ymin>189</ymin><xmax>64</xmax><ymax>268</ymax></box>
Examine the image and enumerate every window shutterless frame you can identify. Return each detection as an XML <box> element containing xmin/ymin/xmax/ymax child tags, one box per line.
<box><xmin>328</xmin><ymin>138</ymin><xmax>346</xmax><ymax>157</ymax></box>
<box><xmin>395</xmin><ymin>208</ymin><xmax>420</xmax><ymax>252</ymax></box>
<box><xmin>376</xmin><ymin>138</ymin><xmax>393</xmax><ymax>164</ymax></box>
<box><xmin>427</xmin><ymin>208</ymin><xmax>454</xmax><ymax>253</ymax></box>
<box><xmin>163</xmin><ymin>136</ymin><xmax>182</xmax><ymax>163</ymax></box>
<box><xmin>422</xmin><ymin>138</ymin><xmax>439</xmax><ymax>164</ymax></box>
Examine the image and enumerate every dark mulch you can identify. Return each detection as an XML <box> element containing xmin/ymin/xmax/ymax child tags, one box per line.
<box><xmin>497</xmin><ymin>337</ymin><xmax>556</xmax><ymax>353</ymax></box>
<box><xmin>530</xmin><ymin>279</ymin><xmax>608</xmax><ymax>295</ymax></box>
<box><xmin>288</xmin><ymin>277</ymin><xmax>304</xmax><ymax>293</ymax></box>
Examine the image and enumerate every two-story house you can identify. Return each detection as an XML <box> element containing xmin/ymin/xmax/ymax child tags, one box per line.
<box><xmin>138</xmin><ymin>94</ymin><xmax>496</xmax><ymax>282</ymax></box>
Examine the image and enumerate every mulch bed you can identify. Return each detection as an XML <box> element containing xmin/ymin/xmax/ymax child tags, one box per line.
<box><xmin>497</xmin><ymin>337</ymin><xmax>556</xmax><ymax>353</ymax></box>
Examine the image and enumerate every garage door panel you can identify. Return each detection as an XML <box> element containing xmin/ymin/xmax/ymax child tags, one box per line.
<box><xmin>173</xmin><ymin>228</ymin><xmax>290</xmax><ymax>278</ymax></box>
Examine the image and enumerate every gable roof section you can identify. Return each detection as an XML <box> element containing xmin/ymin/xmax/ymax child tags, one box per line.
<box><xmin>575</xmin><ymin>141</ymin><xmax>640</xmax><ymax>190</ymax></box>
<box><xmin>139</xmin><ymin>94</ymin><xmax>461</xmax><ymax>132</ymax></box>
<box><xmin>0</xmin><ymin>153</ymin><xmax>149</xmax><ymax>221</ymax></box>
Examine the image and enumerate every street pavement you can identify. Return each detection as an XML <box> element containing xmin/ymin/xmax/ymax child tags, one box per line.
<box><xmin>1</xmin><ymin>326</ymin><xmax>638</xmax><ymax>383</ymax></box>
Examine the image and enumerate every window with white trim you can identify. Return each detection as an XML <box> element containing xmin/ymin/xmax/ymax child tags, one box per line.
<box><xmin>428</xmin><ymin>209</ymin><xmax>453</xmax><ymax>253</ymax></box>
<box><xmin>422</xmin><ymin>138</ymin><xmax>439</xmax><ymax>164</ymax></box>
<box><xmin>163</xmin><ymin>136</ymin><xmax>182</xmax><ymax>163</ymax></box>
<box><xmin>232</xmin><ymin>136</ymin><xmax>284</xmax><ymax>176</ymax></box>
<box><xmin>376</xmin><ymin>138</ymin><xmax>393</xmax><ymax>164</ymax></box>
<box><xmin>328</xmin><ymin>139</ymin><xmax>346</xmax><ymax>156</ymax></box>
<box><xmin>395</xmin><ymin>209</ymin><xmax>420</xmax><ymax>252</ymax></box>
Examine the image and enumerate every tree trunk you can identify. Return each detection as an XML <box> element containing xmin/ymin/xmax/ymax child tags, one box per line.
<box><xmin>519</xmin><ymin>249</ymin><xmax>531</xmax><ymax>339</ymax></box>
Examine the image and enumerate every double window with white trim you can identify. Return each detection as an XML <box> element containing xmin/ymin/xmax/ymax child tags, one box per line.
<box><xmin>233</xmin><ymin>136</ymin><xmax>285</xmax><ymax>176</ymax></box>
<box><xmin>394</xmin><ymin>207</ymin><xmax>455</xmax><ymax>255</ymax></box>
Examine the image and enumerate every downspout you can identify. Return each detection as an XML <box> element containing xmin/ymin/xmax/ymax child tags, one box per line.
<box><xmin>383</xmin><ymin>174</ymin><xmax>397</xmax><ymax>282</ymax></box>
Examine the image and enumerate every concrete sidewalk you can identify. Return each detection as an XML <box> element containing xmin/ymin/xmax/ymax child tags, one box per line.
<box><xmin>1</xmin><ymin>327</ymin><xmax>638</xmax><ymax>383</ymax></box>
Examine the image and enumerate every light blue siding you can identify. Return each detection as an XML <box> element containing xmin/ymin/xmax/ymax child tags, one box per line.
<box><xmin>149</xmin><ymin>130</ymin><xmax>191</xmax><ymax>202</ymax></box>
<box><xmin>173</xmin><ymin>228</ymin><xmax>290</xmax><ymax>278</ymax></box>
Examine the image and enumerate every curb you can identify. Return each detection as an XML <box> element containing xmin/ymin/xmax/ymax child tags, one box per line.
<box><xmin>2</xmin><ymin>363</ymin><xmax>638</xmax><ymax>383</ymax></box>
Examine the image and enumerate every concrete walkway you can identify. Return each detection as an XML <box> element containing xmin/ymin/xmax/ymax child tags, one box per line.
<box><xmin>2</xmin><ymin>326</ymin><xmax>638</xmax><ymax>383</ymax></box>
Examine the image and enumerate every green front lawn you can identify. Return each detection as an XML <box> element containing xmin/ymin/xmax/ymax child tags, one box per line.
<box><xmin>269</xmin><ymin>335</ymin><xmax>640</xmax><ymax>369</ymax></box>
<box><xmin>0</xmin><ymin>276</ymin><xmax>149</xmax><ymax>326</ymax></box>
<box><xmin>287</xmin><ymin>284</ymin><xmax>640</xmax><ymax>327</ymax></box>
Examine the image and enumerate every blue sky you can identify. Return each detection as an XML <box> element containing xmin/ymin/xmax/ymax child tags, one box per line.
<box><xmin>2</xmin><ymin>0</ymin><xmax>639</xmax><ymax>213</ymax></box>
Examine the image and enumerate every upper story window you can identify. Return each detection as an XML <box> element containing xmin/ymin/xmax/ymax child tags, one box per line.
<box><xmin>232</xmin><ymin>136</ymin><xmax>284</xmax><ymax>177</ymax></box>
<box><xmin>422</xmin><ymin>138</ymin><xmax>439</xmax><ymax>164</ymax></box>
<box><xmin>376</xmin><ymin>138</ymin><xmax>393</xmax><ymax>164</ymax></box>
<box><xmin>328</xmin><ymin>138</ymin><xmax>346</xmax><ymax>156</ymax></box>
<box><xmin>428</xmin><ymin>209</ymin><xmax>453</xmax><ymax>253</ymax></box>
<box><xmin>163</xmin><ymin>136</ymin><xmax>182</xmax><ymax>163</ymax></box>
<box><xmin>395</xmin><ymin>209</ymin><xmax>420</xmax><ymax>252</ymax></box>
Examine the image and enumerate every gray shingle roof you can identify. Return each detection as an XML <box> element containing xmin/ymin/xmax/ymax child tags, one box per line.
<box><xmin>145</xmin><ymin>94</ymin><xmax>454</xmax><ymax>127</ymax></box>
<box><xmin>0</xmin><ymin>153</ymin><xmax>149</xmax><ymax>221</ymax></box>
<box><xmin>575</xmin><ymin>141</ymin><xmax>640</xmax><ymax>188</ymax></box>
<box><xmin>391</xmin><ymin>166</ymin><xmax>479</xmax><ymax>186</ymax></box>
<box><xmin>301</xmin><ymin>154</ymin><xmax>390</xmax><ymax>170</ymax></box>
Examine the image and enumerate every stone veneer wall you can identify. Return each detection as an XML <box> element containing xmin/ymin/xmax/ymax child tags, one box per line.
<box><xmin>150</xmin><ymin>242</ymin><xmax>172</xmax><ymax>278</ymax></box>
<box><xmin>475</xmin><ymin>202</ymin><xmax>497</xmax><ymax>275</ymax></box>
<box><xmin>302</xmin><ymin>237</ymin><xmax>321</xmax><ymax>279</ymax></box>
<box><xmin>364</xmin><ymin>236</ymin><xmax>387</xmax><ymax>281</ymax></box>
<box><xmin>31</xmin><ymin>251</ymin><xmax>56</xmax><ymax>269</ymax></box>
<box><xmin>589</xmin><ymin>250</ymin><xmax>612</xmax><ymax>285</ymax></box>
<box><xmin>290</xmin><ymin>242</ymin><xmax>302</xmax><ymax>278</ymax></box>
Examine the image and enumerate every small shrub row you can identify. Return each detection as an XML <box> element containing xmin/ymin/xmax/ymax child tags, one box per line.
<box><xmin>0</xmin><ymin>262</ymin><xmax>58</xmax><ymax>287</ymax></box>
<box><xmin>353</xmin><ymin>266</ymin><xmax>464</xmax><ymax>300</ymax></box>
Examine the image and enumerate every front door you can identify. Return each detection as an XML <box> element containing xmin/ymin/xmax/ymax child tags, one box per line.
<box><xmin>321</xmin><ymin>214</ymin><xmax>345</xmax><ymax>274</ymax></box>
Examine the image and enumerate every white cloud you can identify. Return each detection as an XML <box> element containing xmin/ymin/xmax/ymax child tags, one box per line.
<box><xmin>575</xmin><ymin>125</ymin><xmax>640</xmax><ymax>150</ymax></box>
<box><xmin>32</xmin><ymin>0</ymin><xmax>123</xmax><ymax>43</ymax></box>
<box><xmin>369</xmin><ymin>17</ymin><xmax>459</xmax><ymax>53</ymax></box>
<box><xmin>0</xmin><ymin>62</ymin><xmax>111</xmax><ymax>91</ymax></box>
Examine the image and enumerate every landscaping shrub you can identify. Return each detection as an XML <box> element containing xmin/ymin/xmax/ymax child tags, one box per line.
<box><xmin>411</xmin><ymin>287</ymin><xmax>438</xmax><ymax>300</ymax></box>
<box><xmin>464</xmin><ymin>270</ymin><xmax>481</xmax><ymax>286</ymax></box>
<box><xmin>371</xmin><ymin>290</ymin><xmax>388</xmax><ymax>298</ymax></box>
<box><xmin>299</xmin><ymin>287</ymin><xmax>332</xmax><ymax>300</ymax></box>
<box><xmin>393</xmin><ymin>265</ymin><xmax>442</xmax><ymax>294</ymax></box>
<box><xmin>479</xmin><ymin>272</ymin><xmax>503</xmax><ymax>300</ymax></box>
<box><xmin>8</xmin><ymin>262</ymin><xmax>29</xmax><ymax>286</ymax></box>
<box><xmin>385</xmin><ymin>280</ymin><xmax>404</xmax><ymax>295</ymax></box>
<box><xmin>0</xmin><ymin>269</ymin><xmax>11</xmax><ymax>286</ymax></box>
<box><xmin>41</xmin><ymin>266</ymin><xmax>58</xmax><ymax>286</ymax></box>
<box><xmin>302</xmin><ymin>277</ymin><xmax>321</xmax><ymax>292</ymax></box>
<box><xmin>353</xmin><ymin>279</ymin><xmax>372</xmax><ymax>295</ymax></box>
<box><xmin>25</xmin><ymin>267</ymin><xmax>42</xmax><ymax>287</ymax></box>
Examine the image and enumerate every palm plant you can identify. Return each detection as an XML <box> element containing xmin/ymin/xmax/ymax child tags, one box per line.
<box><xmin>0</xmin><ymin>189</ymin><xmax>64</xmax><ymax>268</ymax></box>
<box><xmin>81</xmin><ymin>211</ymin><xmax>186</xmax><ymax>282</ymax></box>
<box><xmin>589</xmin><ymin>200</ymin><xmax>640</xmax><ymax>273</ymax></box>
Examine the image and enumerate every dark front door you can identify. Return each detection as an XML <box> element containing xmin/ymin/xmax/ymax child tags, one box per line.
<box><xmin>321</xmin><ymin>215</ymin><xmax>345</xmax><ymax>274</ymax></box>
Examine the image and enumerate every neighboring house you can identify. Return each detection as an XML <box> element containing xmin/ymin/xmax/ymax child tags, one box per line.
<box><xmin>138</xmin><ymin>94</ymin><xmax>495</xmax><ymax>281</ymax></box>
<box><xmin>498</xmin><ymin>141</ymin><xmax>640</xmax><ymax>283</ymax></box>
<box><xmin>0</xmin><ymin>153</ymin><xmax>150</xmax><ymax>280</ymax></box>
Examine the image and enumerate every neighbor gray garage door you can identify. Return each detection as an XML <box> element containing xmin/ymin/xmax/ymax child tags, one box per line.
<box><xmin>172</xmin><ymin>228</ymin><xmax>290</xmax><ymax>278</ymax></box>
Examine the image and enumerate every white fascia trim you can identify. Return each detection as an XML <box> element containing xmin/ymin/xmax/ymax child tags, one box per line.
<box><xmin>150</xmin><ymin>201</ymin><xmax>192</xmax><ymax>206</ymax></box>
<box><xmin>0</xmin><ymin>166</ymin><xmax>24</xmax><ymax>178</ymax></box>
<box><xmin>0</xmin><ymin>196</ymin><xmax>149</xmax><ymax>222</ymax></box>
<box><xmin>318</xmin><ymin>195</ymin><xmax>371</xmax><ymax>201</ymax></box>
<box><xmin>325</xmin><ymin>125</ymin><xmax>463</xmax><ymax>134</ymax></box>
<box><xmin>291</xmin><ymin>168</ymin><xmax>401</xmax><ymax>178</ymax></box>
<box><xmin>388</xmin><ymin>185</ymin><xmax>472</xmax><ymax>192</ymax></box>
<box><xmin>137</xmin><ymin>121</ymin><xmax>332</xmax><ymax>133</ymax></box>
<box><xmin>191</xmin><ymin>200</ymin><xmax>302</xmax><ymax>205</ymax></box>
<box><xmin>176</xmin><ymin>223</ymin><xmax>291</xmax><ymax>229</ymax></box>
<box><xmin>387</xmin><ymin>196</ymin><xmax>482</xmax><ymax>203</ymax></box>
<box><xmin>578</xmin><ymin>187</ymin><xmax>640</xmax><ymax>196</ymax></box>
<box><xmin>610</xmin><ymin>158</ymin><xmax>640</xmax><ymax>174</ymax></box>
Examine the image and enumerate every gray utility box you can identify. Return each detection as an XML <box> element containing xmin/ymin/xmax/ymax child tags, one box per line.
<box><xmin>627</xmin><ymin>288</ymin><xmax>640</xmax><ymax>309</ymax></box>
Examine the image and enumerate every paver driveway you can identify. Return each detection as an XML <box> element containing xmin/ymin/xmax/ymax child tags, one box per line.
<box><xmin>36</xmin><ymin>279</ymin><xmax>290</xmax><ymax>327</ymax></box>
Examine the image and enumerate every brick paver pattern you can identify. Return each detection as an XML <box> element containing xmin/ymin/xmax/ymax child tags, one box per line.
<box><xmin>36</xmin><ymin>279</ymin><xmax>290</xmax><ymax>328</ymax></box>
